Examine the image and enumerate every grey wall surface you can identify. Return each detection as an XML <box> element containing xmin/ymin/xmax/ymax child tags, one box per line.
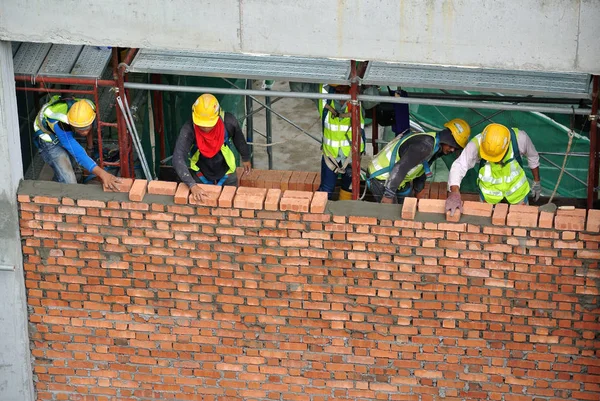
<box><xmin>0</xmin><ymin>0</ymin><xmax>598</xmax><ymax>74</ymax></box>
<box><xmin>0</xmin><ymin>41</ymin><xmax>35</xmax><ymax>401</ymax></box>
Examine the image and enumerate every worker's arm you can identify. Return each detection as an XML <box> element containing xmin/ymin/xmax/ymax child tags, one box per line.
<box><xmin>447</xmin><ymin>141</ymin><xmax>480</xmax><ymax>193</ymax></box>
<box><xmin>224</xmin><ymin>113</ymin><xmax>251</xmax><ymax>174</ymax></box>
<box><xmin>383</xmin><ymin>136</ymin><xmax>435</xmax><ymax>201</ymax></box>
<box><xmin>50</xmin><ymin>122</ymin><xmax>121</xmax><ymax>190</ymax></box>
<box><xmin>51</xmin><ymin>122</ymin><xmax>98</xmax><ymax>173</ymax></box>
<box><xmin>172</xmin><ymin>121</ymin><xmax>198</xmax><ymax>189</ymax></box>
<box><xmin>517</xmin><ymin>130</ymin><xmax>540</xmax><ymax>181</ymax></box>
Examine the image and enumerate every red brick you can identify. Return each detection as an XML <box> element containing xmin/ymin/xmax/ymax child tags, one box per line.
<box><xmin>280</xmin><ymin>171</ymin><xmax>293</xmax><ymax>191</ymax></box>
<box><xmin>446</xmin><ymin>210</ymin><xmax>461</xmax><ymax>222</ymax></box>
<box><xmin>129</xmin><ymin>179</ymin><xmax>148</xmax><ymax>202</ymax></box>
<box><xmin>538</xmin><ymin>210</ymin><xmax>554</xmax><ymax>229</ymax></box>
<box><xmin>174</xmin><ymin>183</ymin><xmax>190</xmax><ymax>204</ymax></box>
<box><xmin>32</xmin><ymin>195</ymin><xmax>60</xmax><ymax>204</ymax></box>
<box><xmin>555</xmin><ymin>213</ymin><xmax>585</xmax><ymax>231</ymax></box>
<box><xmin>265</xmin><ymin>189</ymin><xmax>282</xmax><ymax>211</ymax></box>
<box><xmin>282</xmin><ymin>190</ymin><xmax>314</xmax><ymax>200</ymax></box>
<box><xmin>289</xmin><ymin>171</ymin><xmax>308</xmax><ymax>190</ymax></box>
<box><xmin>147</xmin><ymin>180</ymin><xmax>178</xmax><ymax>196</ymax></box>
<box><xmin>402</xmin><ymin>197</ymin><xmax>417</xmax><ymax>220</ymax></box>
<box><xmin>310</xmin><ymin>192</ymin><xmax>328</xmax><ymax>214</ymax></box>
<box><xmin>492</xmin><ymin>203</ymin><xmax>509</xmax><ymax>226</ymax></box>
<box><xmin>507</xmin><ymin>211</ymin><xmax>538</xmax><ymax>228</ymax></box>
<box><xmin>303</xmin><ymin>172</ymin><xmax>317</xmax><ymax>191</ymax></box>
<box><xmin>218</xmin><ymin>186</ymin><xmax>236</xmax><ymax>208</ymax></box>
<box><xmin>280</xmin><ymin>197</ymin><xmax>310</xmax><ymax>213</ymax></box>
<box><xmin>462</xmin><ymin>201</ymin><xmax>492</xmax><ymax>217</ymax></box>
<box><xmin>189</xmin><ymin>184</ymin><xmax>222</xmax><ymax>207</ymax></box>
<box><xmin>103</xmin><ymin>178</ymin><xmax>133</xmax><ymax>193</ymax></box>
<box><xmin>234</xmin><ymin>187</ymin><xmax>267</xmax><ymax>209</ymax></box>
<box><xmin>421</xmin><ymin>182</ymin><xmax>431</xmax><ymax>199</ymax></box>
<box><xmin>587</xmin><ymin>209</ymin><xmax>600</xmax><ymax>233</ymax></box>
<box><xmin>418</xmin><ymin>198</ymin><xmax>445</xmax><ymax>214</ymax></box>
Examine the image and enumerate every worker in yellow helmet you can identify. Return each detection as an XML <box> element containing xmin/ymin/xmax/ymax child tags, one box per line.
<box><xmin>318</xmin><ymin>84</ymin><xmax>365</xmax><ymax>200</ymax></box>
<box><xmin>446</xmin><ymin>123</ymin><xmax>541</xmax><ymax>215</ymax></box>
<box><xmin>367</xmin><ymin>119</ymin><xmax>470</xmax><ymax>203</ymax></box>
<box><xmin>32</xmin><ymin>95</ymin><xmax>121</xmax><ymax>189</ymax></box>
<box><xmin>172</xmin><ymin>94</ymin><xmax>251</xmax><ymax>201</ymax></box>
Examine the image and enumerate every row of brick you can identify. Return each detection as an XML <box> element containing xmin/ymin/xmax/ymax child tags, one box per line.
<box><xmin>238</xmin><ymin>168</ymin><xmax>321</xmax><ymax>192</ymax></box>
<box><xmin>401</xmin><ymin>197</ymin><xmax>600</xmax><ymax>232</ymax></box>
<box><xmin>103</xmin><ymin>178</ymin><xmax>328</xmax><ymax>214</ymax></box>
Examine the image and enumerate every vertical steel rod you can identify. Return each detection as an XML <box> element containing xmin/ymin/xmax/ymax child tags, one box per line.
<box><xmin>588</xmin><ymin>75</ymin><xmax>599</xmax><ymax>209</ymax></box>
<box><xmin>265</xmin><ymin>87</ymin><xmax>273</xmax><ymax>170</ymax></box>
<box><xmin>93</xmin><ymin>85</ymin><xmax>104</xmax><ymax>169</ymax></box>
<box><xmin>350</xmin><ymin>61</ymin><xmax>361</xmax><ymax>200</ymax></box>
<box><xmin>245</xmin><ymin>80</ymin><xmax>254</xmax><ymax>165</ymax></box>
<box><xmin>151</xmin><ymin>74</ymin><xmax>166</xmax><ymax>162</ymax></box>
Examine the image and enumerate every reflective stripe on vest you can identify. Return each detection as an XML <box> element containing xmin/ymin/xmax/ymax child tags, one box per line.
<box><xmin>318</xmin><ymin>85</ymin><xmax>364</xmax><ymax>159</ymax></box>
<box><xmin>367</xmin><ymin>131</ymin><xmax>437</xmax><ymax>183</ymax></box>
<box><xmin>474</xmin><ymin>129</ymin><xmax>530</xmax><ymax>204</ymax></box>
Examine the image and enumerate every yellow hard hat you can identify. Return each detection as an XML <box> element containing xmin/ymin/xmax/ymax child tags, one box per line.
<box><xmin>192</xmin><ymin>94</ymin><xmax>220</xmax><ymax>127</ymax></box>
<box><xmin>443</xmin><ymin>118</ymin><xmax>471</xmax><ymax>148</ymax></box>
<box><xmin>67</xmin><ymin>100</ymin><xmax>96</xmax><ymax>128</ymax></box>
<box><xmin>480</xmin><ymin>123</ymin><xmax>510</xmax><ymax>162</ymax></box>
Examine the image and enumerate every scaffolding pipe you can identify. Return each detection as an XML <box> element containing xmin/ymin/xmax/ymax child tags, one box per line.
<box><xmin>14</xmin><ymin>75</ymin><xmax>115</xmax><ymax>87</ymax></box>
<box><xmin>588</xmin><ymin>75</ymin><xmax>599</xmax><ymax>209</ymax></box>
<box><xmin>405</xmin><ymin>91</ymin><xmax>589</xmax><ymax>105</ymax></box>
<box><xmin>124</xmin><ymin>82</ymin><xmax>351</xmax><ymax>101</ymax></box>
<box><xmin>265</xmin><ymin>88</ymin><xmax>273</xmax><ymax>169</ymax></box>
<box><xmin>358</xmin><ymin>94</ymin><xmax>592</xmax><ymax>115</ymax></box>
<box><xmin>245</xmin><ymin>80</ymin><xmax>254</xmax><ymax>165</ymax></box>
<box><xmin>123</xmin><ymin>81</ymin><xmax>592</xmax><ymax>115</ymax></box>
<box><xmin>151</xmin><ymin>74</ymin><xmax>166</xmax><ymax>161</ymax></box>
<box><xmin>350</xmin><ymin>61</ymin><xmax>361</xmax><ymax>201</ymax></box>
<box><xmin>14</xmin><ymin>87</ymin><xmax>95</xmax><ymax>95</ymax></box>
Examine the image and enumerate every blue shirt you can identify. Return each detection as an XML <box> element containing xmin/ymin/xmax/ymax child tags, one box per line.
<box><xmin>48</xmin><ymin>120</ymin><xmax>98</xmax><ymax>173</ymax></box>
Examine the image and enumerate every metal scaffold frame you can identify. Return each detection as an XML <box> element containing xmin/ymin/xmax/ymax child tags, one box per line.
<box><xmin>13</xmin><ymin>45</ymin><xmax>599</xmax><ymax>207</ymax></box>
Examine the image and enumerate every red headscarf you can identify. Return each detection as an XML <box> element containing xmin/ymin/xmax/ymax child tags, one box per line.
<box><xmin>193</xmin><ymin>118</ymin><xmax>225</xmax><ymax>158</ymax></box>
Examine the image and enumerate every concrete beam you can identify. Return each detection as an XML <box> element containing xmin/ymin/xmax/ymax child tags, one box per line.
<box><xmin>0</xmin><ymin>41</ymin><xmax>35</xmax><ymax>401</ymax></box>
<box><xmin>0</xmin><ymin>0</ymin><xmax>598</xmax><ymax>74</ymax></box>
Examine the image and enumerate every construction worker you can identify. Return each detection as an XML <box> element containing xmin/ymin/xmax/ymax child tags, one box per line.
<box><xmin>173</xmin><ymin>94</ymin><xmax>251</xmax><ymax>201</ymax></box>
<box><xmin>446</xmin><ymin>123</ymin><xmax>541</xmax><ymax>214</ymax></box>
<box><xmin>33</xmin><ymin>95</ymin><xmax>121</xmax><ymax>189</ymax></box>
<box><xmin>368</xmin><ymin>119</ymin><xmax>471</xmax><ymax>203</ymax></box>
<box><xmin>318</xmin><ymin>84</ymin><xmax>365</xmax><ymax>200</ymax></box>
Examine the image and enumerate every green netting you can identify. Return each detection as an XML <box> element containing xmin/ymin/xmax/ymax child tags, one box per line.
<box><xmin>138</xmin><ymin>76</ymin><xmax>246</xmax><ymax>178</ymax></box>
<box><xmin>407</xmin><ymin>88</ymin><xmax>591</xmax><ymax>198</ymax></box>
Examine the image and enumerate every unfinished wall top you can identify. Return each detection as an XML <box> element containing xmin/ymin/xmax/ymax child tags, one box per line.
<box><xmin>1</xmin><ymin>0</ymin><xmax>599</xmax><ymax>74</ymax></box>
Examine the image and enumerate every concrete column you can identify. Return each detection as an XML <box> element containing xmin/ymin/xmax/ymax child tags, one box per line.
<box><xmin>0</xmin><ymin>40</ymin><xmax>35</xmax><ymax>401</ymax></box>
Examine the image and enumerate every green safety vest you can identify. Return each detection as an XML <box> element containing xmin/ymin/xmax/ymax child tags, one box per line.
<box><xmin>368</xmin><ymin>132</ymin><xmax>438</xmax><ymax>188</ymax></box>
<box><xmin>474</xmin><ymin>128</ymin><xmax>530</xmax><ymax>204</ymax></box>
<box><xmin>189</xmin><ymin>116</ymin><xmax>236</xmax><ymax>176</ymax></box>
<box><xmin>318</xmin><ymin>85</ymin><xmax>365</xmax><ymax>159</ymax></box>
<box><xmin>33</xmin><ymin>95</ymin><xmax>96</xmax><ymax>139</ymax></box>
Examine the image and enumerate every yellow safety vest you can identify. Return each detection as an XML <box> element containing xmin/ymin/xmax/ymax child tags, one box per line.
<box><xmin>474</xmin><ymin>128</ymin><xmax>530</xmax><ymax>204</ymax></box>
<box><xmin>368</xmin><ymin>132</ymin><xmax>438</xmax><ymax>187</ymax></box>
<box><xmin>33</xmin><ymin>95</ymin><xmax>96</xmax><ymax>140</ymax></box>
<box><xmin>318</xmin><ymin>85</ymin><xmax>365</xmax><ymax>159</ymax></box>
<box><xmin>189</xmin><ymin>117</ymin><xmax>236</xmax><ymax>175</ymax></box>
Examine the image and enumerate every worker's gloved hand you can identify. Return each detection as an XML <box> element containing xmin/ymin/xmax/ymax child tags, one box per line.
<box><xmin>530</xmin><ymin>181</ymin><xmax>542</xmax><ymax>201</ymax></box>
<box><xmin>190</xmin><ymin>185</ymin><xmax>206</xmax><ymax>202</ymax></box>
<box><xmin>445</xmin><ymin>191</ymin><xmax>463</xmax><ymax>216</ymax></box>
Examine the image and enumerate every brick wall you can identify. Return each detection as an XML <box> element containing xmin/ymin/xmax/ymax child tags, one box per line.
<box><xmin>17</xmin><ymin>180</ymin><xmax>600</xmax><ymax>401</ymax></box>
